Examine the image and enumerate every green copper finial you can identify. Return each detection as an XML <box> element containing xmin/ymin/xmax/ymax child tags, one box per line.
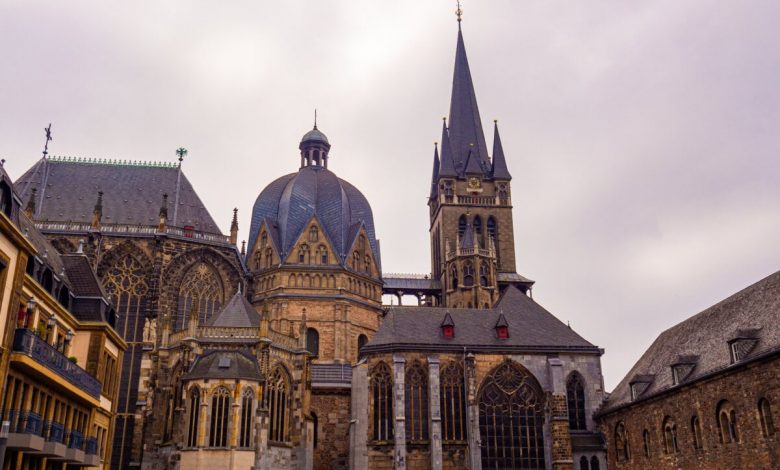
<box><xmin>176</xmin><ymin>147</ymin><xmax>187</xmax><ymax>162</ymax></box>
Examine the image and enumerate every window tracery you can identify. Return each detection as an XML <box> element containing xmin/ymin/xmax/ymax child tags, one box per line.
<box><xmin>717</xmin><ymin>400</ymin><xmax>738</xmax><ymax>444</ymax></box>
<box><xmin>308</xmin><ymin>226</ymin><xmax>319</xmax><ymax>242</ymax></box>
<box><xmin>209</xmin><ymin>387</ymin><xmax>230</xmax><ymax>447</ymax></box>
<box><xmin>186</xmin><ymin>387</ymin><xmax>200</xmax><ymax>447</ymax></box>
<box><xmin>405</xmin><ymin>361</ymin><xmax>429</xmax><ymax>442</ymax></box>
<box><xmin>268</xmin><ymin>367</ymin><xmax>290</xmax><ymax>442</ymax></box>
<box><xmin>239</xmin><ymin>388</ymin><xmax>254</xmax><ymax>448</ymax></box>
<box><xmin>175</xmin><ymin>263</ymin><xmax>224</xmax><ymax>331</ymax></box>
<box><xmin>440</xmin><ymin>362</ymin><xmax>466</xmax><ymax>441</ymax></box>
<box><xmin>478</xmin><ymin>361</ymin><xmax>545</xmax><ymax>469</ymax></box>
<box><xmin>371</xmin><ymin>362</ymin><xmax>393</xmax><ymax>441</ymax></box>
<box><xmin>567</xmin><ymin>373</ymin><xmax>587</xmax><ymax>431</ymax></box>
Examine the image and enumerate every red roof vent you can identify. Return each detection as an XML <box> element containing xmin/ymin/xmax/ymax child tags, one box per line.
<box><xmin>495</xmin><ymin>312</ymin><xmax>509</xmax><ymax>339</ymax></box>
<box><xmin>441</xmin><ymin>311</ymin><xmax>455</xmax><ymax>339</ymax></box>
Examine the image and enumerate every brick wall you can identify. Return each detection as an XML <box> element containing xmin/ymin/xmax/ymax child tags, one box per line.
<box><xmin>312</xmin><ymin>391</ymin><xmax>351</xmax><ymax>469</ymax></box>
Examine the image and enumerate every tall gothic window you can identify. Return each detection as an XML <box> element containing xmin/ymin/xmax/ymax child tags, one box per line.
<box><xmin>186</xmin><ymin>387</ymin><xmax>200</xmax><ymax>447</ymax></box>
<box><xmin>566</xmin><ymin>373</ymin><xmax>587</xmax><ymax>431</ymax></box>
<box><xmin>308</xmin><ymin>226</ymin><xmax>318</xmax><ymax>242</ymax></box>
<box><xmin>268</xmin><ymin>367</ymin><xmax>290</xmax><ymax>443</ymax></box>
<box><xmin>590</xmin><ymin>456</ymin><xmax>600</xmax><ymax>470</ymax></box>
<box><xmin>615</xmin><ymin>422</ymin><xmax>630</xmax><ymax>462</ymax></box>
<box><xmin>306</xmin><ymin>328</ymin><xmax>319</xmax><ymax>356</ymax></box>
<box><xmin>478</xmin><ymin>361</ymin><xmax>545</xmax><ymax>469</ymax></box>
<box><xmin>102</xmin><ymin>254</ymin><xmax>149</xmax><ymax>469</ymax></box>
<box><xmin>405</xmin><ymin>361</ymin><xmax>429</xmax><ymax>442</ymax></box>
<box><xmin>209</xmin><ymin>387</ymin><xmax>230</xmax><ymax>447</ymax></box>
<box><xmin>458</xmin><ymin>215</ymin><xmax>467</xmax><ymax>239</ymax></box>
<box><xmin>692</xmin><ymin>415</ymin><xmax>703</xmax><ymax>450</ymax></box>
<box><xmin>473</xmin><ymin>216</ymin><xmax>482</xmax><ymax>246</ymax></box>
<box><xmin>579</xmin><ymin>456</ymin><xmax>590</xmax><ymax>470</ymax></box>
<box><xmin>175</xmin><ymin>263</ymin><xmax>224</xmax><ymax>330</ymax></box>
<box><xmin>371</xmin><ymin>362</ymin><xmax>393</xmax><ymax>441</ymax></box>
<box><xmin>239</xmin><ymin>388</ymin><xmax>254</xmax><ymax>448</ymax></box>
<box><xmin>440</xmin><ymin>362</ymin><xmax>466</xmax><ymax>442</ymax></box>
<box><xmin>662</xmin><ymin>416</ymin><xmax>678</xmax><ymax>453</ymax></box>
<box><xmin>463</xmin><ymin>262</ymin><xmax>474</xmax><ymax>287</ymax></box>
<box><xmin>717</xmin><ymin>400</ymin><xmax>738</xmax><ymax>444</ymax></box>
<box><xmin>759</xmin><ymin>398</ymin><xmax>775</xmax><ymax>437</ymax></box>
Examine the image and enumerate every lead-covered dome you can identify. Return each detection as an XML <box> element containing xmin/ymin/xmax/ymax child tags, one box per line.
<box><xmin>248</xmin><ymin>129</ymin><xmax>380</xmax><ymax>269</ymax></box>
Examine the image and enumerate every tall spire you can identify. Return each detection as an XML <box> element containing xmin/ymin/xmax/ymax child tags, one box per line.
<box><xmin>430</xmin><ymin>142</ymin><xmax>440</xmax><ymax>199</ymax></box>
<box><xmin>491</xmin><ymin>120</ymin><xmax>511</xmax><ymax>180</ymax></box>
<box><xmin>439</xmin><ymin>118</ymin><xmax>457</xmax><ymax>177</ymax></box>
<box><xmin>448</xmin><ymin>25</ymin><xmax>489</xmax><ymax>176</ymax></box>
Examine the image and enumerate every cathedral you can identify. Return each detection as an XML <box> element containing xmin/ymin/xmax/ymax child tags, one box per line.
<box><xmin>9</xmin><ymin>19</ymin><xmax>608</xmax><ymax>470</ymax></box>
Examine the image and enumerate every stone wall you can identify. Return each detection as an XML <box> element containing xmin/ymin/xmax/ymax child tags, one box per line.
<box><xmin>312</xmin><ymin>390</ymin><xmax>351</xmax><ymax>470</ymax></box>
<box><xmin>598</xmin><ymin>354</ymin><xmax>780</xmax><ymax>470</ymax></box>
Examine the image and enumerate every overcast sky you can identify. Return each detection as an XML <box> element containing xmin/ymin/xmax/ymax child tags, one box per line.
<box><xmin>2</xmin><ymin>0</ymin><xmax>779</xmax><ymax>390</ymax></box>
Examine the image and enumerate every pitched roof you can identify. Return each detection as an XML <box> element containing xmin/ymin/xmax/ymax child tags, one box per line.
<box><xmin>447</xmin><ymin>27</ymin><xmax>490</xmax><ymax>177</ymax></box>
<box><xmin>183</xmin><ymin>350</ymin><xmax>262</xmax><ymax>381</ymax></box>
<box><xmin>60</xmin><ymin>254</ymin><xmax>106</xmax><ymax>298</ymax></box>
<box><xmin>364</xmin><ymin>286</ymin><xmax>599</xmax><ymax>353</ymax></box>
<box><xmin>600</xmin><ymin>270</ymin><xmax>780</xmax><ymax>414</ymax></box>
<box><xmin>206</xmin><ymin>291</ymin><xmax>260</xmax><ymax>328</ymax></box>
<box><xmin>15</xmin><ymin>158</ymin><xmax>222</xmax><ymax>234</ymax></box>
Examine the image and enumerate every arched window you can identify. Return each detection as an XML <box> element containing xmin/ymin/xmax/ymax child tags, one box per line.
<box><xmin>371</xmin><ymin>362</ymin><xmax>393</xmax><ymax>441</ymax></box>
<box><xmin>473</xmin><ymin>215</ymin><xmax>482</xmax><ymax>237</ymax></box>
<box><xmin>268</xmin><ymin>367</ymin><xmax>290</xmax><ymax>443</ymax></box>
<box><xmin>186</xmin><ymin>387</ymin><xmax>200</xmax><ymax>447</ymax></box>
<box><xmin>352</xmin><ymin>252</ymin><xmax>360</xmax><ymax>270</ymax></box>
<box><xmin>759</xmin><ymin>398</ymin><xmax>774</xmax><ymax>438</ymax></box>
<box><xmin>615</xmin><ymin>422</ymin><xmax>630</xmax><ymax>462</ymax></box>
<box><xmin>209</xmin><ymin>387</ymin><xmax>230</xmax><ymax>447</ymax></box>
<box><xmin>479</xmin><ymin>262</ymin><xmax>489</xmax><ymax>287</ymax></box>
<box><xmin>308</xmin><ymin>226</ymin><xmax>318</xmax><ymax>242</ymax></box>
<box><xmin>239</xmin><ymin>388</ymin><xmax>254</xmax><ymax>448</ymax></box>
<box><xmin>663</xmin><ymin>416</ymin><xmax>678</xmax><ymax>453</ymax></box>
<box><xmin>318</xmin><ymin>245</ymin><xmax>328</xmax><ymax>264</ymax></box>
<box><xmin>487</xmin><ymin>217</ymin><xmax>498</xmax><ymax>259</ymax></box>
<box><xmin>306</xmin><ymin>328</ymin><xmax>319</xmax><ymax>356</ymax></box>
<box><xmin>579</xmin><ymin>456</ymin><xmax>590</xmax><ymax>470</ymax></box>
<box><xmin>717</xmin><ymin>400</ymin><xmax>738</xmax><ymax>444</ymax></box>
<box><xmin>590</xmin><ymin>456</ymin><xmax>600</xmax><ymax>470</ymax></box>
<box><xmin>642</xmin><ymin>429</ymin><xmax>651</xmax><ymax>457</ymax></box>
<box><xmin>440</xmin><ymin>362</ymin><xmax>466</xmax><ymax>442</ymax></box>
<box><xmin>479</xmin><ymin>361</ymin><xmax>545</xmax><ymax>469</ymax></box>
<box><xmin>450</xmin><ymin>266</ymin><xmax>458</xmax><ymax>290</ymax></box>
<box><xmin>458</xmin><ymin>215</ymin><xmax>467</xmax><ymax>239</ymax></box>
<box><xmin>463</xmin><ymin>262</ymin><xmax>474</xmax><ymax>287</ymax></box>
<box><xmin>566</xmin><ymin>373</ymin><xmax>587</xmax><ymax>431</ymax></box>
<box><xmin>175</xmin><ymin>263</ymin><xmax>224</xmax><ymax>330</ymax></box>
<box><xmin>364</xmin><ymin>255</ymin><xmax>371</xmax><ymax>274</ymax></box>
<box><xmin>298</xmin><ymin>244</ymin><xmax>310</xmax><ymax>264</ymax></box>
<box><xmin>405</xmin><ymin>361</ymin><xmax>429</xmax><ymax>442</ymax></box>
<box><xmin>692</xmin><ymin>415</ymin><xmax>703</xmax><ymax>450</ymax></box>
<box><xmin>264</xmin><ymin>248</ymin><xmax>273</xmax><ymax>268</ymax></box>
<box><xmin>357</xmin><ymin>334</ymin><xmax>368</xmax><ymax>354</ymax></box>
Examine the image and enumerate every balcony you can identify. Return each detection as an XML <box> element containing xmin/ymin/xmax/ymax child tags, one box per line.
<box><xmin>3</xmin><ymin>412</ymin><xmax>92</xmax><ymax>464</ymax></box>
<box><xmin>11</xmin><ymin>328</ymin><xmax>101</xmax><ymax>399</ymax></box>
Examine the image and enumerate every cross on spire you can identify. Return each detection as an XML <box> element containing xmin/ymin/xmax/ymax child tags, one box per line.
<box><xmin>42</xmin><ymin>123</ymin><xmax>52</xmax><ymax>159</ymax></box>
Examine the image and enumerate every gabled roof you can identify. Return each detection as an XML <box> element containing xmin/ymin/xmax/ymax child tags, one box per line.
<box><xmin>364</xmin><ymin>286</ymin><xmax>598</xmax><ymax>353</ymax></box>
<box><xmin>447</xmin><ymin>27</ymin><xmax>490</xmax><ymax>177</ymax></box>
<box><xmin>206</xmin><ymin>291</ymin><xmax>260</xmax><ymax>328</ymax></box>
<box><xmin>60</xmin><ymin>254</ymin><xmax>106</xmax><ymax>298</ymax></box>
<box><xmin>183</xmin><ymin>350</ymin><xmax>262</xmax><ymax>381</ymax></box>
<box><xmin>600</xmin><ymin>270</ymin><xmax>780</xmax><ymax>414</ymax></box>
<box><xmin>15</xmin><ymin>158</ymin><xmax>222</xmax><ymax>234</ymax></box>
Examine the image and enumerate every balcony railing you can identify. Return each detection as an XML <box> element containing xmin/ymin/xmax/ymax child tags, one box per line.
<box><xmin>67</xmin><ymin>430</ymin><xmax>84</xmax><ymax>449</ymax></box>
<box><xmin>12</xmin><ymin>328</ymin><xmax>101</xmax><ymax>398</ymax></box>
<box><xmin>44</xmin><ymin>421</ymin><xmax>65</xmax><ymax>443</ymax></box>
<box><xmin>7</xmin><ymin>410</ymin><xmax>42</xmax><ymax>435</ymax></box>
<box><xmin>85</xmin><ymin>437</ymin><xmax>98</xmax><ymax>455</ymax></box>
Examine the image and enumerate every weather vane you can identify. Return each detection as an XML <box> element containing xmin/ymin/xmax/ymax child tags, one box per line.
<box><xmin>314</xmin><ymin>109</ymin><xmax>318</xmax><ymax>129</ymax></box>
<box><xmin>42</xmin><ymin>123</ymin><xmax>52</xmax><ymax>159</ymax></box>
<box><xmin>176</xmin><ymin>147</ymin><xmax>187</xmax><ymax>162</ymax></box>
<box><xmin>456</xmin><ymin>0</ymin><xmax>463</xmax><ymax>23</ymax></box>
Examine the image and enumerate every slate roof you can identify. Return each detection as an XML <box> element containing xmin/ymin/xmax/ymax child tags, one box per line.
<box><xmin>600</xmin><ymin>270</ymin><xmax>780</xmax><ymax>414</ymax></box>
<box><xmin>60</xmin><ymin>254</ymin><xmax>107</xmax><ymax>298</ymax></box>
<box><xmin>364</xmin><ymin>286</ymin><xmax>599</xmax><ymax>353</ymax></box>
<box><xmin>15</xmin><ymin>158</ymin><xmax>222</xmax><ymax>234</ymax></box>
<box><xmin>183</xmin><ymin>350</ymin><xmax>263</xmax><ymax>381</ymax></box>
<box><xmin>248</xmin><ymin>165</ymin><xmax>380</xmax><ymax>270</ymax></box>
<box><xmin>206</xmin><ymin>291</ymin><xmax>260</xmax><ymax>328</ymax></box>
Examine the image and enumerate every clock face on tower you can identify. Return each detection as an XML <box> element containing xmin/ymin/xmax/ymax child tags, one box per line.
<box><xmin>468</xmin><ymin>177</ymin><xmax>481</xmax><ymax>190</ymax></box>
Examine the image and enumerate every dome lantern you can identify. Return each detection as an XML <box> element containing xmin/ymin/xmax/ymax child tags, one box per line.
<box><xmin>299</xmin><ymin>124</ymin><xmax>331</xmax><ymax>169</ymax></box>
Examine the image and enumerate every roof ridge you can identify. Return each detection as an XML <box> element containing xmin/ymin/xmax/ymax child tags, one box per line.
<box><xmin>49</xmin><ymin>155</ymin><xmax>178</xmax><ymax>168</ymax></box>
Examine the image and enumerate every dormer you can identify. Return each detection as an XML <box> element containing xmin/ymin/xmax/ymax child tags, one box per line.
<box><xmin>495</xmin><ymin>312</ymin><xmax>509</xmax><ymax>339</ymax></box>
<box><xmin>629</xmin><ymin>375</ymin><xmax>654</xmax><ymax>401</ymax></box>
<box><xmin>671</xmin><ymin>355</ymin><xmax>698</xmax><ymax>385</ymax></box>
<box><xmin>728</xmin><ymin>328</ymin><xmax>760</xmax><ymax>363</ymax></box>
<box><xmin>441</xmin><ymin>312</ymin><xmax>455</xmax><ymax>339</ymax></box>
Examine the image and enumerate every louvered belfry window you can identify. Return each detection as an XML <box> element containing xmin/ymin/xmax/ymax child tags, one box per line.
<box><xmin>405</xmin><ymin>361</ymin><xmax>429</xmax><ymax>442</ymax></box>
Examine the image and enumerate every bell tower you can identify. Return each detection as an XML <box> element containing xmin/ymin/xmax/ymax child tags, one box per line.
<box><xmin>429</xmin><ymin>23</ymin><xmax>531</xmax><ymax>308</ymax></box>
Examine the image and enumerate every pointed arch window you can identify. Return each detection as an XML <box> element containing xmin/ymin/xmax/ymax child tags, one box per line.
<box><xmin>566</xmin><ymin>373</ymin><xmax>587</xmax><ymax>431</ymax></box>
<box><xmin>590</xmin><ymin>456</ymin><xmax>600</xmax><ymax>470</ymax></box>
<box><xmin>306</xmin><ymin>328</ymin><xmax>319</xmax><ymax>356</ymax></box>
<box><xmin>479</xmin><ymin>361</ymin><xmax>545</xmax><ymax>469</ymax></box>
<box><xmin>405</xmin><ymin>361</ymin><xmax>429</xmax><ymax>442</ymax></box>
<box><xmin>440</xmin><ymin>362</ymin><xmax>466</xmax><ymax>442</ymax></box>
<box><xmin>318</xmin><ymin>245</ymin><xmax>328</xmax><ymax>264</ymax></box>
<box><xmin>209</xmin><ymin>387</ymin><xmax>230</xmax><ymax>447</ymax></box>
<box><xmin>662</xmin><ymin>416</ymin><xmax>678</xmax><ymax>454</ymax></box>
<box><xmin>642</xmin><ymin>429</ymin><xmax>651</xmax><ymax>457</ymax></box>
<box><xmin>759</xmin><ymin>398</ymin><xmax>775</xmax><ymax>437</ymax></box>
<box><xmin>352</xmin><ymin>252</ymin><xmax>360</xmax><ymax>270</ymax></box>
<box><xmin>298</xmin><ymin>244</ymin><xmax>310</xmax><ymax>264</ymax></box>
<box><xmin>450</xmin><ymin>266</ymin><xmax>458</xmax><ymax>290</ymax></box>
<box><xmin>186</xmin><ymin>387</ymin><xmax>200</xmax><ymax>447</ymax></box>
<box><xmin>357</xmin><ymin>334</ymin><xmax>368</xmax><ymax>355</ymax></box>
<box><xmin>479</xmin><ymin>262</ymin><xmax>489</xmax><ymax>287</ymax></box>
<box><xmin>261</xmin><ymin>232</ymin><xmax>268</xmax><ymax>247</ymax></box>
<box><xmin>239</xmin><ymin>388</ymin><xmax>254</xmax><ymax>448</ymax></box>
<box><xmin>692</xmin><ymin>415</ymin><xmax>703</xmax><ymax>450</ymax></box>
<box><xmin>264</xmin><ymin>248</ymin><xmax>273</xmax><ymax>268</ymax></box>
<box><xmin>463</xmin><ymin>262</ymin><xmax>474</xmax><ymax>287</ymax></box>
<box><xmin>458</xmin><ymin>215</ymin><xmax>467</xmax><ymax>239</ymax></box>
<box><xmin>473</xmin><ymin>216</ymin><xmax>482</xmax><ymax>245</ymax></box>
<box><xmin>371</xmin><ymin>362</ymin><xmax>393</xmax><ymax>441</ymax></box>
<box><xmin>308</xmin><ymin>226</ymin><xmax>319</xmax><ymax>242</ymax></box>
<box><xmin>364</xmin><ymin>255</ymin><xmax>371</xmax><ymax>274</ymax></box>
<box><xmin>615</xmin><ymin>422</ymin><xmax>630</xmax><ymax>462</ymax></box>
<box><xmin>487</xmin><ymin>217</ymin><xmax>498</xmax><ymax>259</ymax></box>
<box><xmin>268</xmin><ymin>367</ymin><xmax>290</xmax><ymax>443</ymax></box>
<box><xmin>579</xmin><ymin>456</ymin><xmax>590</xmax><ymax>470</ymax></box>
<box><xmin>175</xmin><ymin>263</ymin><xmax>224</xmax><ymax>330</ymax></box>
<box><xmin>717</xmin><ymin>400</ymin><xmax>738</xmax><ymax>444</ymax></box>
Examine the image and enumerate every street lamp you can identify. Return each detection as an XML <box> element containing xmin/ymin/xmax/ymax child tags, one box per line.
<box><xmin>46</xmin><ymin>314</ymin><xmax>56</xmax><ymax>342</ymax></box>
<box><xmin>64</xmin><ymin>329</ymin><xmax>74</xmax><ymax>355</ymax></box>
